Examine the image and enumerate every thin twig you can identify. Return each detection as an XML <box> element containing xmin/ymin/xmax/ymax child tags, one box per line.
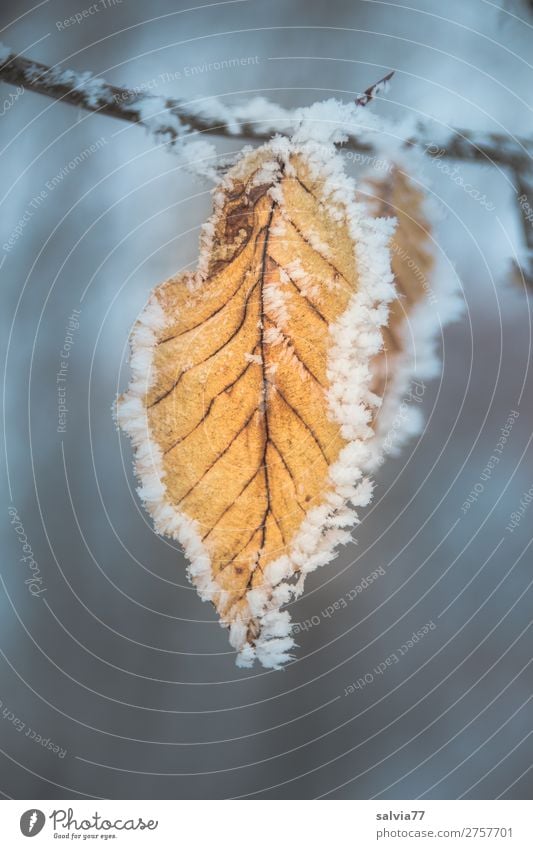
<box><xmin>355</xmin><ymin>70</ymin><xmax>395</xmax><ymax>106</ymax></box>
<box><xmin>511</xmin><ymin>168</ymin><xmax>533</xmax><ymax>286</ymax></box>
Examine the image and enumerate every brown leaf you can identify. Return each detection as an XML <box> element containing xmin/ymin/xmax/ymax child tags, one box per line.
<box><xmin>118</xmin><ymin>141</ymin><xmax>399</xmax><ymax>667</ymax></box>
<box><xmin>362</xmin><ymin>167</ymin><xmax>436</xmax><ymax>400</ymax></box>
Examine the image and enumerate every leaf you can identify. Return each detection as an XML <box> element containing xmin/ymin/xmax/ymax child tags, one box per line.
<box><xmin>362</xmin><ymin>166</ymin><xmax>436</xmax><ymax>402</ymax></box>
<box><xmin>118</xmin><ymin>139</ymin><xmax>398</xmax><ymax>668</ymax></box>
<box><xmin>359</xmin><ymin>163</ymin><xmax>461</xmax><ymax>472</ymax></box>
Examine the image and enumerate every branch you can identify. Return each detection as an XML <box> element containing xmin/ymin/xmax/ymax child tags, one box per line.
<box><xmin>512</xmin><ymin>168</ymin><xmax>533</xmax><ymax>288</ymax></box>
<box><xmin>1</xmin><ymin>46</ymin><xmax>532</xmax><ymax>286</ymax></box>
<box><xmin>1</xmin><ymin>48</ymin><xmax>532</xmax><ymax>171</ymax></box>
<box><xmin>0</xmin><ymin>48</ymin><xmax>296</xmax><ymax>146</ymax></box>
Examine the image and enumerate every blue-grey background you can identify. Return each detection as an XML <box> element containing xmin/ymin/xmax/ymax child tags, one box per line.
<box><xmin>0</xmin><ymin>0</ymin><xmax>532</xmax><ymax>799</ymax></box>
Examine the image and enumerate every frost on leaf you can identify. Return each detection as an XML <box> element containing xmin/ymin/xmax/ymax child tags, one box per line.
<box><xmin>117</xmin><ymin>137</ymin><xmax>415</xmax><ymax>669</ymax></box>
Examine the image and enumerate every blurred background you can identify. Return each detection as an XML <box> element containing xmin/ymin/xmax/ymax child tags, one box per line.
<box><xmin>0</xmin><ymin>0</ymin><xmax>532</xmax><ymax>800</ymax></box>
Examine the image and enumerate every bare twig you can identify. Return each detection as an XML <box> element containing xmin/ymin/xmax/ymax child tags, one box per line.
<box><xmin>355</xmin><ymin>70</ymin><xmax>395</xmax><ymax>107</ymax></box>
